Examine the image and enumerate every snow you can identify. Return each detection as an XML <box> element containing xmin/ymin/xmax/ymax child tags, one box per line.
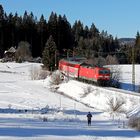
<box><xmin>0</xmin><ymin>62</ymin><xmax>140</xmax><ymax>139</ymax></box>
<box><xmin>108</xmin><ymin>65</ymin><xmax>140</xmax><ymax>91</ymax></box>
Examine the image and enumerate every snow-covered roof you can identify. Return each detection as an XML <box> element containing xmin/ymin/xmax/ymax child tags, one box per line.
<box><xmin>5</xmin><ymin>47</ymin><xmax>16</xmax><ymax>53</ymax></box>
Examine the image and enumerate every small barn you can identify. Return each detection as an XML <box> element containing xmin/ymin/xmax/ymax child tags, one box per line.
<box><xmin>4</xmin><ymin>47</ymin><xmax>16</xmax><ymax>61</ymax></box>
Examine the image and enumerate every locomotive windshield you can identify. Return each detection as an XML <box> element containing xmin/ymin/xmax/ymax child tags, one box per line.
<box><xmin>99</xmin><ymin>69</ymin><xmax>110</xmax><ymax>74</ymax></box>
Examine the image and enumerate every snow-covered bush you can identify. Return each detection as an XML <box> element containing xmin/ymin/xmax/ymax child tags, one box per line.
<box><xmin>106</xmin><ymin>96</ymin><xmax>126</xmax><ymax>114</ymax></box>
<box><xmin>30</xmin><ymin>65</ymin><xmax>49</xmax><ymax>80</ymax></box>
<box><xmin>81</xmin><ymin>86</ymin><xmax>94</xmax><ymax>98</ymax></box>
<box><xmin>50</xmin><ymin>70</ymin><xmax>62</xmax><ymax>86</ymax></box>
<box><xmin>30</xmin><ymin>65</ymin><xmax>41</xmax><ymax>80</ymax></box>
<box><xmin>38</xmin><ymin>70</ymin><xmax>50</xmax><ymax>79</ymax></box>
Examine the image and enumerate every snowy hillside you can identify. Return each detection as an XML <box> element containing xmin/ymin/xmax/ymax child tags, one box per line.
<box><xmin>0</xmin><ymin>62</ymin><xmax>140</xmax><ymax>140</ymax></box>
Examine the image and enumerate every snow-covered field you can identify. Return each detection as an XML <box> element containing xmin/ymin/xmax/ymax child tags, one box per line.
<box><xmin>109</xmin><ymin>65</ymin><xmax>140</xmax><ymax>91</ymax></box>
<box><xmin>0</xmin><ymin>62</ymin><xmax>140</xmax><ymax>140</ymax></box>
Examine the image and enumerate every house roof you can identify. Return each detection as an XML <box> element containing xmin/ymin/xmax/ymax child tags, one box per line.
<box><xmin>6</xmin><ymin>47</ymin><xmax>16</xmax><ymax>53</ymax></box>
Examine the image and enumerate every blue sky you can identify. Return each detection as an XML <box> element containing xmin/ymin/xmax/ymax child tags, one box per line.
<box><xmin>0</xmin><ymin>0</ymin><xmax>140</xmax><ymax>38</ymax></box>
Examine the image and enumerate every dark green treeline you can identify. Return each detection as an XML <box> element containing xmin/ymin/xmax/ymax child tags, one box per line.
<box><xmin>0</xmin><ymin>4</ymin><xmax>140</xmax><ymax>64</ymax></box>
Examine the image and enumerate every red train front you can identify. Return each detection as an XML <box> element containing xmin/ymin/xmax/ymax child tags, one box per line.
<box><xmin>79</xmin><ymin>64</ymin><xmax>110</xmax><ymax>85</ymax></box>
<box><xmin>59</xmin><ymin>58</ymin><xmax>110</xmax><ymax>85</ymax></box>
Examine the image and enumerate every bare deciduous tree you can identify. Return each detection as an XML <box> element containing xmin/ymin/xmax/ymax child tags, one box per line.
<box><xmin>81</xmin><ymin>86</ymin><xmax>94</xmax><ymax>98</ymax></box>
<box><xmin>30</xmin><ymin>65</ymin><xmax>49</xmax><ymax>80</ymax></box>
<box><xmin>15</xmin><ymin>41</ymin><xmax>32</xmax><ymax>62</ymax></box>
<box><xmin>106</xmin><ymin>55</ymin><xmax>119</xmax><ymax>65</ymax></box>
<box><xmin>106</xmin><ymin>96</ymin><xmax>126</xmax><ymax>113</ymax></box>
<box><xmin>108</xmin><ymin>65</ymin><xmax>121</xmax><ymax>88</ymax></box>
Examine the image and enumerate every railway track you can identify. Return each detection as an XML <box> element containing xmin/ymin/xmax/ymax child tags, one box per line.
<box><xmin>63</xmin><ymin>75</ymin><xmax>140</xmax><ymax>98</ymax></box>
<box><xmin>99</xmin><ymin>85</ymin><xmax>140</xmax><ymax>98</ymax></box>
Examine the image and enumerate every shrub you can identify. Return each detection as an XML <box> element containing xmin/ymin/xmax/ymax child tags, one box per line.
<box><xmin>30</xmin><ymin>65</ymin><xmax>41</xmax><ymax>80</ymax></box>
<box><xmin>50</xmin><ymin>71</ymin><xmax>62</xmax><ymax>86</ymax></box>
<box><xmin>106</xmin><ymin>96</ymin><xmax>126</xmax><ymax>113</ymax></box>
<box><xmin>81</xmin><ymin>86</ymin><xmax>94</xmax><ymax>97</ymax></box>
<box><xmin>30</xmin><ymin>65</ymin><xmax>49</xmax><ymax>80</ymax></box>
<box><xmin>128</xmin><ymin>117</ymin><xmax>140</xmax><ymax>131</ymax></box>
<box><xmin>39</xmin><ymin>70</ymin><xmax>49</xmax><ymax>79</ymax></box>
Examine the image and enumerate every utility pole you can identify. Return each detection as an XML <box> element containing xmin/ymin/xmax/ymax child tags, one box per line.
<box><xmin>74</xmin><ymin>102</ymin><xmax>76</xmax><ymax>119</ymax></box>
<box><xmin>55</xmin><ymin>50</ymin><xmax>57</xmax><ymax>70</ymax></box>
<box><xmin>67</xmin><ymin>49</ymin><xmax>69</xmax><ymax>81</ymax></box>
<box><xmin>132</xmin><ymin>46</ymin><xmax>135</xmax><ymax>91</ymax></box>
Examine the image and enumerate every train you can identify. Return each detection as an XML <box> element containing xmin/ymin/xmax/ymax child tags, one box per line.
<box><xmin>58</xmin><ymin>57</ymin><xmax>111</xmax><ymax>86</ymax></box>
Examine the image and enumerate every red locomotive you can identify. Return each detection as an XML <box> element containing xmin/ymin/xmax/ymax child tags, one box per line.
<box><xmin>59</xmin><ymin>58</ymin><xmax>110</xmax><ymax>85</ymax></box>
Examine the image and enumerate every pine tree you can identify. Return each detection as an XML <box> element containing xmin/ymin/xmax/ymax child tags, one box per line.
<box><xmin>47</xmin><ymin>12</ymin><xmax>58</xmax><ymax>43</ymax></box>
<box><xmin>14</xmin><ymin>12</ymin><xmax>22</xmax><ymax>45</ymax></box>
<box><xmin>135</xmin><ymin>31</ymin><xmax>140</xmax><ymax>63</ymax></box>
<box><xmin>42</xmin><ymin>35</ymin><xmax>57</xmax><ymax>71</ymax></box>
<box><xmin>72</xmin><ymin>20</ymin><xmax>84</xmax><ymax>41</ymax></box>
<box><xmin>89</xmin><ymin>23</ymin><xmax>99</xmax><ymax>38</ymax></box>
<box><xmin>0</xmin><ymin>4</ymin><xmax>4</xmax><ymax>57</ymax></box>
<box><xmin>57</xmin><ymin>15</ymin><xmax>74</xmax><ymax>52</ymax></box>
<box><xmin>37</xmin><ymin>14</ymin><xmax>48</xmax><ymax>54</ymax></box>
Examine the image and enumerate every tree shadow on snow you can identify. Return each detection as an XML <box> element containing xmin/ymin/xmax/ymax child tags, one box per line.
<box><xmin>0</xmin><ymin>126</ymin><xmax>139</xmax><ymax>138</ymax></box>
<box><xmin>64</xmin><ymin>110</ymin><xmax>101</xmax><ymax>115</ymax></box>
<box><xmin>0</xmin><ymin>117</ymin><xmax>139</xmax><ymax>138</ymax></box>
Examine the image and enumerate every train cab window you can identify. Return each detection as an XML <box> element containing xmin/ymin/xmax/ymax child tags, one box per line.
<box><xmin>99</xmin><ymin>70</ymin><xmax>110</xmax><ymax>74</ymax></box>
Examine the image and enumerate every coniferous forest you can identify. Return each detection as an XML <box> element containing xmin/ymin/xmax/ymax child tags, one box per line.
<box><xmin>0</xmin><ymin>5</ymin><xmax>140</xmax><ymax>70</ymax></box>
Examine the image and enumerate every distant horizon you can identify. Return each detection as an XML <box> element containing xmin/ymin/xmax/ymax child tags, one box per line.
<box><xmin>0</xmin><ymin>0</ymin><xmax>140</xmax><ymax>38</ymax></box>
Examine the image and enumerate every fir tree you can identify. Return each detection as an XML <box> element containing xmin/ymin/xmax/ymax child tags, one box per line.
<box><xmin>0</xmin><ymin>4</ymin><xmax>4</xmax><ymax>57</ymax></box>
<box><xmin>42</xmin><ymin>35</ymin><xmax>57</xmax><ymax>70</ymax></box>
